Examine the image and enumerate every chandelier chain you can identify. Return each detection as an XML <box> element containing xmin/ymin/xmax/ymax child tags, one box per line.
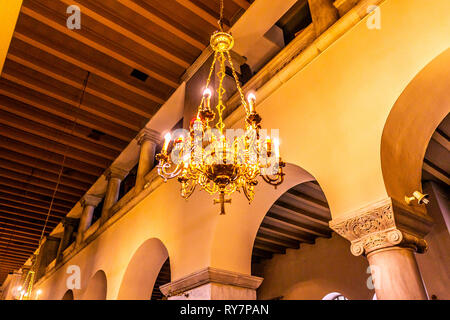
<box><xmin>226</xmin><ymin>50</ymin><xmax>249</xmax><ymax>115</ymax></box>
<box><xmin>216</xmin><ymin>52</ymin><xmax>227</xmax><ymax>134</ymax></box>
<box><xmin>219</xmin><ymin>0</ymin><xmax>224</xmax><ymax>31</ymax></box>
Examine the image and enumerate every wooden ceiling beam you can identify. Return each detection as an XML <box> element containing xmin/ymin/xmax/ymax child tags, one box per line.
<box><xmin>0</xmin><ymin>213</ymin><xmax>59</xmax><ymax>230</ymax></box>
<box><xmin>7</xmin><ymin>53</ymin><xmax>156</xmax><ymax>120</ymax></box>
<box><xmin>0</xmin><ymin>159</ymin><xmax>91</xmax><ymax>192</ymax></box>
<box><xmin>117</xmin><ymin>0</ymin><xmax>205</xmax><ymax>50</ymax></box>
<box><xmin>0</xmin><ymin>246</ymin><xmax>35</xmax><ymax>257</ymax></box>
<box><xmin>253</xmin><ymin>239</ymin><xmax>286</xmax><ymax>254</ymax></box>
<box><xmin>0</xmin><ymin>81</ymin><xmax>135</xmax><ymax>143</ymax></box>
<box><xmin>0</xmin><ymin>178</ymin><xmax>79</xmax><ymax>204</ymax></box>
<box><xmin>255</xmin><ymin>232</ymin><xmax>299</xmax><ymax>249</ymax></box>
<box><xmin>175</xmin><ymin>0</ymin><xmax>229</xmax><ymax>29</ymax></box>
<box><xmin>1</xmin><ymin>71</ymin><xmax>143</xmax><ymax>132</ymax></box>
<box><xmin>271</xmin><ymin>202</ymin><xmax>329</xmax><ymax>227</ymax></box>
<box><xmin>55</xmin><ymin>0</ymin><xmax>190</xmax><ymax>70</ymax></box>
<box><xmin>0</xmin><ymin>136</ymin><xmax>105</xmax><ymax>177</ymax></box>
<box><xmin>0</xmin><ymin>104</ymin><xmax>120</xmax><ymax>160</ymax></box>
<box><xmin>259</xmin><ymin>224</ymin><xmax>315</xmax><ymax>244</ymax></box>
<box><xmin>0</xmin><ymin>123</ymin><xmax>112</xmax><ymax>168</ymax></box>
<box><xmin>264</xmin><ymin>213</ymin><xmax>330</xmax><ymax>238</ymax></box>
<box><xmin>0</xmin><ymin>240</ymin><xmax>39</xmax><ymax>250</ymax></box>
<box><xmin>232</xmin><ymin>0</ymin><xmax>251</xmax><ymax>10</ymax></box>
<box><xmin>13</xmin><ymin>31</ymin><xmax>165</xmax><ymax>108</ymax></box>
<box><xmin>423</xmin><ymin>160</ymin><xmax>450</xmax><ymax>186</ymax></box>
<box><xmin>0</xmin><ymin>234</ymin><xmax>40</xmax><ymax>246</ymax></box>
<box><xmin>0</xmin><ymin>148</ymin><xmax>97</xmax><ymax>185</ymax></box>
<box><xmin>0</xmin><ymin>250</ymin><xmax>32</xmax><ymax>259</ymax></box>
<box><xmin>0</xmin><ymin>168</ymin><xmax>86</xmax><ymax>198</ymax></box>
<box><xmin>0</xmin><ymin>113</ymin><xmax>117</xmax><ymax>166</ymax></box>
<box><xmin>0</xmin><ymin>202</ymin><xmax>65</xmax><ymax>222</ymax></box>
<box><xmin>283</xmin><ymin>189</ymin><xmax>330</xmax><ymax>213</ymax></box>
<box><xmin>432</xmin><ymin>130</ymin><xmax>450</xmax><ymax>151</ymax></box>
<box><xmin>0</xmin><ymin>218</ymin><xmax>54</xmax><ymax>234</ymax></box>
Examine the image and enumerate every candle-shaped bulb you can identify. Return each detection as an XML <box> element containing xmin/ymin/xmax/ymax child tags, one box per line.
<box><xmin>162</xmin><ymin>132</ymin><xmax>171</xmax><ymax>153</ymax></box>
<box><xmin>248</xmin><ymin>93</ymin><xmax>256</xmax><ymax>113</ymax></box>
<box><xmin>266</xmin><ymin>136</ymin><xmax>272</xmax><ymax>156</ymax></box>
<box><xmin>273</xmin><ymin>138</ymin><xmax>280</xmax><ymax>160</ymax></box>
<box><xmin>203</xmin><ymin>87</ymin><xmax>212</xmax><ymax>98</ymax></box>
<box><xmin>203</xmin><ymin>88</ymin><xmax>212</xmax><ymax>110</ymax></box>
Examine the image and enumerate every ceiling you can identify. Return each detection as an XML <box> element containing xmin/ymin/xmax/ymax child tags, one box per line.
<box><xmin>0</xmin><ymin>0</ymin><xmax>253</xmax><ymax>284</ymax></box>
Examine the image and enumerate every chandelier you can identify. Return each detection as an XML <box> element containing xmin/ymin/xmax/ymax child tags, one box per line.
<box><xmin>156</xmin><ymin>1</ymin><xmax>285</xmax><ymax>214</ymax></box>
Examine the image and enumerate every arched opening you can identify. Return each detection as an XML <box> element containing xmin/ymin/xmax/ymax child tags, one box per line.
<box><xmin>150</xmin><ymin>258</ymin><xmax>171</xmax><ymax>300</ymax></box>
<box><xmin>117</xmin><ymin>238</ymin><xmax>169</xmax><ymax>300</ymax></box>
<box><xmin>82</xmin><ymin>270</ymin><xmax>107</xmax><ymax>300</ymax></box>
<box><xmin>253</xmin><ymin>180</ymin><xmax>372</xmax><ymax>300</ymax></box>
<box><xmin>381</xmin><ymin>49</ymin><xmax>450</xmax><ymax>209</ymax></box>
<box><xmin>414</xmin><ymin>114</ymin><xmax>450</xmax><ymax>300</ymax></box>
<box><xmin>61</xmin><ymin>289</ymin><xmax>74</xmax><ymax>300</ymax></box>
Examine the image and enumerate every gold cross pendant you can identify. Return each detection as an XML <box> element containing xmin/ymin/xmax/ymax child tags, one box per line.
<box><xmin>213</xmin><ymin>192</ymin><xmax>231</xmax><ymax>215</ymax></box>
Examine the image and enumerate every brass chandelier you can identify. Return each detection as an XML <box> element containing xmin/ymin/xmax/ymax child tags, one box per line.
<box><xmin>156</xmin><ymin>0</ymin><xmax>285</xmax><ymax>214</ymax></box>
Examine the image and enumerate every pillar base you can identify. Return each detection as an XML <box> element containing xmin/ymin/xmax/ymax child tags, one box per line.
<box><xmin>160</xmin><ymin>267</ymin><xmax>263</xmax><ymax>300</ymax></box>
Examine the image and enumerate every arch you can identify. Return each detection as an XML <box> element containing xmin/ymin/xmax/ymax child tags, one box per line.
<box><xmin>117</xmin><ymin>238</ymin><xmax>169</xmax><ymax>300</ymax></box>
<box><xmin>82</xmin><ymin>270</ymin><xmax>107</xmax><ymax>300</ymax></box>
<box><xmin>61</xmin><ymin>289</ymin><xmax>74</xmax><ymax>300</ymax></box>
<box><xmin>381</xmin><ymin>49</ymin><xmax>450</xmax><ymax>210</ymax></box>
<box><xmin>210</xmin><ymin>163</ymin><xmax>319</xmax><ymax>275</ymax></box>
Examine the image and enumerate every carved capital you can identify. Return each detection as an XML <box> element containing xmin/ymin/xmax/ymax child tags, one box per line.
<box><xmin>329</xmin><ymin>198</ymin><xmax>433</xmax><ymax>256</ymax></box>
<box><xmin>81</xmin><ymin>194</ymin><xmax>103</xmax><ymax>208</ymax></box>
<box><xmin>105</xmin><ymin>166</ymin><xmax>128</xmax><ymax>181</ymax></box>
<box><xmin>136</xmin><ymin>128</ymin><xmax>161</xmax><ymax>146</ymax></box>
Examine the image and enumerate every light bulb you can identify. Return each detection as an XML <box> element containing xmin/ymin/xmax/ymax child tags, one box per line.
<box><xmin>247</xmin><ymin>93</ymin><xmax>256</xmax><ymax>113</ymax></box>
<box><xmin>203</xmin><ymin>87</ymin><xmax>212</xmax><ymax>98</ymax></box>
<box><xmin>162</xmin><ymin>132</ymin><xmax>172</xmax><ymax>153</ymax></box>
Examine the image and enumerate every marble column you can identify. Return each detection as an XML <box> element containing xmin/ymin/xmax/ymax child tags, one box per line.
<box><xmin>308</xmin><ymin>0</ymin><xmax>339</xmax><ymax>36</ymax></box>
<box><xmin>330</xmin><ymin>197</ymin><xmax>433</xmax><ymax>300</ymax></box>
<box><xmin>56</xmin><ymin>217</ymin><xmax>79</xmax><ymax>265</ymax></box>
<box><xmin>76</xmin><ymin>194</ymin><xmax>102</xmax><ymax>246</ymax></box>
<box><xmin>101</xmin><ymin>166</ymin><xmax>128</xmax><ymax>224</ymax></box>
<box><xmin>160</xmin><ymin>267</ymin><xmax>263</xmax><ymax>300</ymax></box>
<box><xmin>135</xmin><ymin>128</ymin><xmax>161</xmax><ymax>193</ymax></box>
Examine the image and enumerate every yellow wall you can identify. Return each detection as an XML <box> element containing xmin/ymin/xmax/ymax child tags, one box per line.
<box><xmin>0</xmin><ymin>0</ymin><xmax>22</xmax><ymax>74</ymax></box>
<box><xmin>32</xmin><ymin>0</ymin><xmax>450</xmax><ymax>300</ymax></box>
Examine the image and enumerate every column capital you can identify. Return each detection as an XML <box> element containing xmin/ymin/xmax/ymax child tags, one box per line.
<box><xmin>160</xmin><ymin>267</ymin><xmax>263</xmax><ymax>298</ymax></box>
<box><xmin>329</xmin><ymin>197</ymin><xmax>433</xmax><ymax>256</ymax></box>
<box><xmin>105</xmin><ymin>166</ymin><xmax>128</xmax><ymax>180</ymax></box>
<box><xmin>81</xmin><ymin>194</ymin><xmax>103</xmax><ymax>208</ymax></box>
<box><xmin>136</xmin><ymin>128</ymin><xmax>161</xmax><ymax>145</ymax></box>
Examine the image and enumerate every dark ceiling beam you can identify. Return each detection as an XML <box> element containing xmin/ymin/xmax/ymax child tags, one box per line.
<box><xmin>252</xmin><ymin>248</ymin><xmax>273</xmax><ymax>259</ymax></box>
<box><xmin>264</xmin><ymin>213</ymin><xmax>330</xmax><ymax>238</ymax></box>
<box><xmin>0</xmin><ymin>80</ymin><xmax>137</xmax><ymax>142</ymax></box>
<box><xmin>55</xmin><ymin>0</ymin><xmax>190</xmax><ymax>71</ymax></box>
<box><xmin>0</xmin><ymin>158</ymin><xmax>91</xmax><ymax>192</ymax></box>
<box><xmin>0</xmin><ymin>136</ymin><xmax>105</xmax><ymax>177</ymax></box>
<box><xmin>253</xmin><ymin>239</ymin><xmax>286</xmax><ymax>254</ymax></box>
<box><xmin>0</xmin><ymin>234</ymin><xmax>40</xmax><ymax>246</ymax></box>
<box><xmin>0</xmin><ymin>148</ymin><xmax>97</xmax><ymax>185</ymax></box>
<box><xmin>0</xmin><ymin>178</ymin><xmax>79</xmax><ymax>204</ymax></box>
<box><xmin>232</xmin><ymin>0</ymin><xmax>251</xmax><ymax>10</ymax></box>
<box><xmin>0</xmin><ymin>168</ymin><xmax>85</xmax><ymax>198</ymax></box>
<box><xmin>432</xmin><ymin>130</ymin><xmax>450</xmax><ymax>151</ymax></box>
<box><xmin>116</xmin><ymin>0</ymin><xmax>205</xmax><ymax>50</ymax></box>
<box><xmin>14</xmin><ymin>29</ymin><xmax>172</xmax><ymax>102</ymax></box>
<box><xmin>272</xmin><ymin>201</ymin><xmax>329</xmax><ymax>227</ymax></box>
<box><xmin>0</xmin><ymin>240</ymin><xmax>38</xmax><ymax>250</ymax></box>
<box><xmin>0</xmin><ymin>192</ymin><xmax>68</xmax><ymax>214</ymax></box>
<box><xmin>1</xmin><ymin>71</ymin><xmax>143</xmax><ymax>133</ymax></box>
<box><xmin>0</xmin><ymin>123</ymin><xmax>112</xmax><ymax>168</ymax></box>
<box><xmin>0</xmin><ymin>184</ymin><xmax>74</xmax><ymax>209</ymax></box>
<box><xmin>259</xmin><ymin>224</ymin><xmax>315</xmax><ymax>244</ymax></box>
<box><xmin>423</xmin><ymin>160</ymin><xmax>450</xmax><ymax>186</ymax></box>
<box><xmin>175</xmin><ymin>0</ymin><xmax>230</xmax><ymax>29</ymax></box>
<box><xmin>283</xmin><ymin>189</ymin><xmax>330</xmax><ymax>213</ymax></box>
<box><xmin>0</xmin><ymin>202</ymin><xmax>64</xmax><ymax>222</ymax></box>
<box><xmin>6</xmin><ymin>53</ymin><xmax>156</xmax><ymax>120</ymax></box>
<box><xmin>0</xmin><ymin>107</ymin><xmax>119</xmax><ymax>160</ymax></box>
<box><xmin>255</xmin><ymin>232</ymin><xmax>300</xmax><ymax>249</ymax></box>
<box><xmin>0</xmin><ymin>214</ymin><xmax>58</xmax><ymax>231</ymax></box>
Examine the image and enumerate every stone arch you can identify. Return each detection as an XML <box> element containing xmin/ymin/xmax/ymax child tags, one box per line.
<box><xmin>61</xmin><ymin>289</ymin><xmax>74</xmax><ymax>300</ymax></box>
<box><xmin>117</xmin><ymin>238</ymin><xmax>169</xmax><ymax>300</ymax></box>
<box><xmin>210</xmin><ymin>163</ymin><xmax>320</xmax><ymax>275</ymax></box>
<box><xmin>82</xmin><ymin>270</ymin><xmax>107</xmax><ymax>300</ymax></box>
<box><xmin>381</xmin><ymin>48</ymin><xmax>450</xmax><ymax>212</ymax></box>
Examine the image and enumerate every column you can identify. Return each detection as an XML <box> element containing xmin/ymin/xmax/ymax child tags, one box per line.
<box><xmin>101</xmin><ymin>166</ymin><xmax>128</xmax><ymax>224</ymax></box>
<box><xmin>308</xmin><ymin>0</ymin><xmax>339</xmax><ymax>36</ymax></box>
<box><xmin>330</xmin><ymin>197</ymin><xmax>433</xmax><ymax>300</ymax></box>
<box><xmin>35</xmin><ymin>236</ymin><xmax>61</xmax><ymax>280</ymax></box>
<box><xmin>76</xmin><ymin>194</ymin><xmax>102</xmax><ymax>246</ymax></box>
<box><xmin>56</xmin><ymin>217</ymin><xmax>79</xmax><ymax>265</ymax></box>
<box><xmin>160</xmin><ymin>267</ymin><xmax>263</xmax><ymax>300</ymax></box>
<box><xmin>135</xmin><ymin>128</ymin><xmax>161</xmax><ymax>193</ymax></box>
